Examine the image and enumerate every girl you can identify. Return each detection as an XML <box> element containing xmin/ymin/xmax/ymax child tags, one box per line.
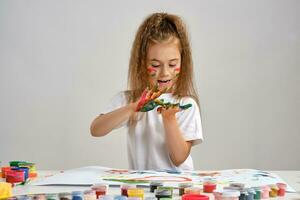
<box><xmin>90</xmin><ymin>12</ymin><xmax>203</xmax><ymax>170</ymax></box>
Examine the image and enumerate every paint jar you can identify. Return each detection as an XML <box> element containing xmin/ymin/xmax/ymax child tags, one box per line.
<box><xmin>46</xmin><ymin>193</ymin><xmax>59</xmax><ymax>200</ymax></box>
<box><xmin>246</xmin><ymin>188</ymin><xmax>255</xmax><ymax>200</ymax></box>
<box><xmin>99</xmin><ymin>195</ymin><xmax>114</xmax><ymax>200</ymax></box>
<box><xmin>144</xmin><ymin>198</ymin><xmax>156</xmax><ymax>200</ymax></box>
<box><xmin>252</xmin><ymin>187</ymin><xmax>261</xmax><ymax>200</ymax></box>
<box><xmin>239</xmin><ymin>190</ymin><xmax>248</xmax><ymax>200</ymax></box>
<box><xmin>276</xmin><ymin>183</ymin><xmax>287</xmax><ymax>197</ymax></box>
<box><xmin>6</xmin><ymin>170</ymin><xmax>25</xmax><ymax>184</ymax></box>
<box><xmin>16</xmin><ymin>195</ymin><xmax>32</xmax><ymax>200</ymax></box>
<box><xmin>184</xmin><ymin>187</ymin><xmax>201</xmax><ymax>195</ymax></box>
<box><xmin>182</xmin><ymin>194</ymin><xmax>209</xmax><ymax>200</ymax></box>
<box><xmin>71</xmin><ymin>191</ymin><xmax>84</xmax><ymax>200</ymax></box>
<box><xmin>14</xmin><ymin>167</ymin><xmax>29</xmax><ymax>181</ymax></box>
<box><xmin>58</xmin><ymin>193</ymin><xmax>71</xmax><ymax>200</ymax></box>
<box><xmin>223</xmin><ymin>187</ymin><xmax>241</xmax><ymax>191</ymax></box>
<box><xmin>84</xmin><ymin>190</ymin><xmax>96</xmax><ymax>200</ymax></box>
<box><xmin>91</xmin><ymin>184</ymin><xmax>108</xmax><ymax>198</ymax></box>
<box><xmin>213</xmin><ymin>189</ymin><xmax>223</xmax><ymax>200</ymax></box>
<box><xmin>203</xmin><ymin>182</ymin><xmax>216</xmax><ymax>193</ymax></box>
<box><xmin>120</xmin><ymin>185</ymin><xmax>136</xmax><ymax>197</ymax></box>
<box><xmin>127</xmin><ymin>188</ymin><xmax>144</xmax><ymax>200</ymax></box>
<box><xmin>229</xmin><ymin>183</ymin><xmax>245</xmax><ymax>190</ymax></box>
<box><xmin>268</xmin><ymin>184</ymin><xmax>278</xmax><ymax>197</ymax></box>
<box><xmin>149</xmin><ymin>181</ymin><xmax>163</xmax><ymax>193</ymax></box>
<box><xmin>113</xmin><ymin>195</ymin><xmax>128</xmax><ymax>200</ymax></box>
<box><xmin>155</xmin><ymin>186</ymin><xmax>173</xmax><ymax>200</ymax></box>
<box><xmin>221</xmin><ymin>190</ymin><xmax>240</xmax><ymax>200</ymax></box>
<box><xmin>33</xmin><ymin>194</ymin><xmax>47</xmax><ymax>200</ymax></box>
<box><xmin>178</xmin><ymin>182</ymin><xmax>193</xmax><ymax>196</ymax></box>
<box><xmin>7</xmin><ymin>197</ymin><xmax>18</xmax><ymax>200</ymax></box>
<box><xmin>1</xmin><ymin>166</ymin><xmax>12</xmax><ymax>178</ymax></box>
<box><xmin>260</xmin><ymin>186</ymin><xmax>270</xmax><ymax>199</ymax></box>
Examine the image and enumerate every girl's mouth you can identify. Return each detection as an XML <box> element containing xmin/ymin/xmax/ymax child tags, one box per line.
<box><xmin>157</xmin><ymin>79</ymin><xmax>172</xmax><ymax>87</ymax></box>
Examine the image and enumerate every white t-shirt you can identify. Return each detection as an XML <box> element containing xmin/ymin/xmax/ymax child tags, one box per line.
<box><xmin>101</xmin><ymin>92</ymin><xmax>203</xmax><ymax>171</ymax></box>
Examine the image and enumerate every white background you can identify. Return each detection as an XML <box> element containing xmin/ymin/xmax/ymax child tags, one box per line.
<box><xmin>0</xmin><ymin>0</ymin><xmax>299</xmax><ymax>170</ymax></box>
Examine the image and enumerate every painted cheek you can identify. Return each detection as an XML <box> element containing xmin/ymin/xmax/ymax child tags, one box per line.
<box><xmin>174</xmin><ymin>67</ymin><xmax>180</xmax><ymax>77</ymax></box>
<box><xmin>147</xmin><ymin>67</ymin><xmax>157</xmax><ymax>77</ymax></box>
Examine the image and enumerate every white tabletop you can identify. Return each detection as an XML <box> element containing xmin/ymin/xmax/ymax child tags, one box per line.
<box><xmin>10</xmin><ymin>170</ymin><xmax>300</xmax><ymax>199</ymax></box>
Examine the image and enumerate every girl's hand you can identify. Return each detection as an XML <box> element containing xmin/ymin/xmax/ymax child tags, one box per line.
<box><xmin>157</xmin><ymin>105</ymin><xmax>181</xmax><ymax>119</ymax></box>
<box><xmin>135</xmin><ymin>85</ymin><xmax>166</xmax><ymax>112</ymax></box>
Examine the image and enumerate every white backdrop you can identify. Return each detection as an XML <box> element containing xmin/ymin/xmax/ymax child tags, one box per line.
<box><xmin>0</xmin><ymin>0</ymin><xmax>299</xmax><ymax>170</ymax></box>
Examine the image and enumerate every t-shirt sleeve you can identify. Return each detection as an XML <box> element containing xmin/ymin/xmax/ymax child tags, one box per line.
<box><xmin>100</xmin><ymin>91</ymin><xmax>129</xmax><ymax>129</ymax></box>
<box><xmin>177</xmin><ymin>98</ymin><xmax>203</xmax><ymax>146</ymax></box>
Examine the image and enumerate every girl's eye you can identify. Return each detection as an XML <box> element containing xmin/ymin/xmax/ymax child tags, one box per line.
<box><xmin>169</xmin><ymin>64</ymin><xmax>177</xmax><ymax>67</ymax></box>
<box><xmin>151</xmin><ymin>64</ymin><xmax>160</xmax><ymax>68</ymax></box>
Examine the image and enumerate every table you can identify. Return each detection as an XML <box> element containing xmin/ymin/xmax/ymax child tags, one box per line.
<box><xmin>8</xmin><ymin>170</ymin><xmax>300</xmax><ymax>199</ymax></box>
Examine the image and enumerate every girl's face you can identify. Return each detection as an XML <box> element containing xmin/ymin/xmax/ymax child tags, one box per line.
<box><xmin>146</xmin><ymin>38</ymin><xmax>181</xmax><ymax>92</ymax></box>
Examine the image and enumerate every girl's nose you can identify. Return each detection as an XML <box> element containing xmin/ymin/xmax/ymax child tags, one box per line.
<box><xmin>160</xmin><ymin>65</ymin><xmax>170</xmax><ymax>76</ymax></box>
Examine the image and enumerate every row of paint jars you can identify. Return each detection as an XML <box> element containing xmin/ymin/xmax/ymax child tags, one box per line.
<box><xmin>213</xmin><ymin>182</ymin><xmax>287</xmax><ymax>200</ymax></box>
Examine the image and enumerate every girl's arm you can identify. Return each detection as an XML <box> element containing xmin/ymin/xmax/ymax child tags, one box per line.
<box><xmin>90</xmin><ymin>102</ymin><xmax>138</xmax><ymax>137</ymax></box>
<box><xmin>161</xmin><ymin>108</ymin><xmax>193</xmax><ymax>166</ymax></box>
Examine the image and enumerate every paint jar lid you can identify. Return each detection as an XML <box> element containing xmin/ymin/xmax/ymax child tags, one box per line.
<box><xmin>229</xmin><ymin>183</ymin><xmax>245</xmax><ymax>189</ymax></box>
<box><xmin>223</xmin><ymin>186</ymin><xmax>241</xmax><ymax>191</ymax></box>
<box><xmin>91</xmin><ymin>183</ymin><xmax>108</xmax><ymax>190</ymax></box>
<box><xmin>276</xmin><ymin>183</ymin><xmax>287</xmax><ymax>189</ymax></box>
<box><xmin>127</xmin><ymin>188</ymin><xmax>144</xmax><ymax>195</ymax></box>
<box><xmin>113</xmin><ymin>195</ymin><xmax>128</xmax><ymax>200</ymax></box>
<box><xmin>222</xmin><ymin>190</ymin><xmax>240</xmax><ymax>197</ymax></box>
<box><xmin>121</xmin><ymin>184</ymin><xmax>136</xmax><ymax>189</ymax></box>
<box><xmin>45</xmin><ymin>193</ymin><xmax>59</xmax><ymax>200</ymax></box>
<box><xmin>261</xmin><ymin>185</ymin><xmax>271</xmax><ymax>191</ymax></box>
<box><xmin>269</xmin><ymin>184</ymin><xmax>279</xmax><ymax>189</ymax></box>
<box><xmin>150</xmin><ymin>181</ymin><xmax>163</xmax><ymax>186</ymax></box>
<box><xmin>99</xmin><ymin>195</ymin><xmax>114</xmax><ymax>200</ymax></box>
<box><xmin>155</xmin><ymin>186</ymin><xmax>173</xmax><ymax>196</ymax></box>
<box><xmin>246</xmin><ymin>188</ymin><xmax>256</xmax><ymax>194</ymax></box>
<box><xmin>71</xmin><ymin>191</ymin><xmax>84</xmax><ymax>197</ymax></box>
<box><xmin>178</xmin><ymin>182</ymin><xmax>193</xmax><ymax>188</ymax></box>
<box><xmin>144</xmin><ymin>197</ymin><xmax>156</xmax><ymax>200</ymax></box>
<box><xmin>182</xmin><ymin>194</ymin><xmax>209</xmax><ymax>200</ymax></box>
<box><xmin>127</xmin><ymin>198</ymin><xmax>140</xmax><ymax>200</ymax></box>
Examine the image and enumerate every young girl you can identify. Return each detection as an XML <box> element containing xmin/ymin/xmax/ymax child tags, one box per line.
<box><xmin>90</xmin><ymin>12</ymin><xmax>203</xmax><ymax>171</ymax></box>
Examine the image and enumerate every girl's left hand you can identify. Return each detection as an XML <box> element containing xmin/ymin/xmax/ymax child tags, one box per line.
<box><xmin>157</xmin><ymin>105</ymin><xmax>180</xmax><ymax>119</ymax></box>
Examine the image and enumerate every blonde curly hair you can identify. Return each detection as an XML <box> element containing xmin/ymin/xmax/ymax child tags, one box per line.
<box><xmin>127</xmin><ymin>12</ymin><xmax>199</xmax><ymax>106</ymax></box>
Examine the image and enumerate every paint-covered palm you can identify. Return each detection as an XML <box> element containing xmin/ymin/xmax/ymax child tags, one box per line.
<box><xmin>135</xmin><ymin>85</ymin><xmax>192</xmax><ymax>113</ymax></box>
<box><xmin>135</xmin><ymin>85</ymin><xmax>165</xmax><ymax>112</ymax></box>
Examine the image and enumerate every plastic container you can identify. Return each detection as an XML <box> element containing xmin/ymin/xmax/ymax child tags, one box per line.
<box><xmin>276</xmin><ymin>183</ymin><xmax>287</xmax><ymax>197</ymax></box>
<box><xmin>91</xmin><ymin>184</ymin><xmax>108</xmax><ymax>198</ymax></box>
<box><xmin>127</xmin><ymin>188</ymin><xmax>144</xmax><ymax>200</ymax></box>
<box><xmin>155</xmin><ymin>186</ymin><xmax>173</xmax><ymax>200</ymax></box>
<box><xmin>221</xmin><ymin>190</ymin><xmax>240</xmax><ymax>200</ymax></box>
<box><xmin>120</xmin><ymin>185</ymin><xmax>136</xmax><ymax>197</ymax></box>
<box><xmin>178</xmin><ymin>183</ymin><xmax>193</xmax><ymax>196</ymax></box>
<box><xmin>184</xmin><ymin>187</ymin><xmax>201</xmax><ymax>195</ymax></box>
<box><xmin>149</xmin><ymin>181</ymin><xmax>163</xmax><ymax>193</ymax></box>
<box><xmin>182</xmin><ymin>194</ymin><xmax>209</xmax><ymax>200</ymax></box>
<box><xmin>203</xmin><ymin>182</ymin><xmax>216</xmax><ymax>193</ymax></box>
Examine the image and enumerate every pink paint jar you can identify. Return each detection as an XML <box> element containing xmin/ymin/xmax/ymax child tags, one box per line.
<box><xmin>260</xmin><ymin>185</ymin><xmax>270</xmax><ymax>199</ymax></box>
<box><xmin>213</xmin><ymin>189</ymin><xmax>223</xmax><ymax>200</ymax></box>
<box><xmin>276</xmin><ymin>182</ymin><xmax>287</xmax><ymax>196</ymax></box>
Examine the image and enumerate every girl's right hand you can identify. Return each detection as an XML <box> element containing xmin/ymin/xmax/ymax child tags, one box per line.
<box><xmin>135</xmin><ymin>86</ymin><xmax>165</xmax><ymax>112</ymax></box>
